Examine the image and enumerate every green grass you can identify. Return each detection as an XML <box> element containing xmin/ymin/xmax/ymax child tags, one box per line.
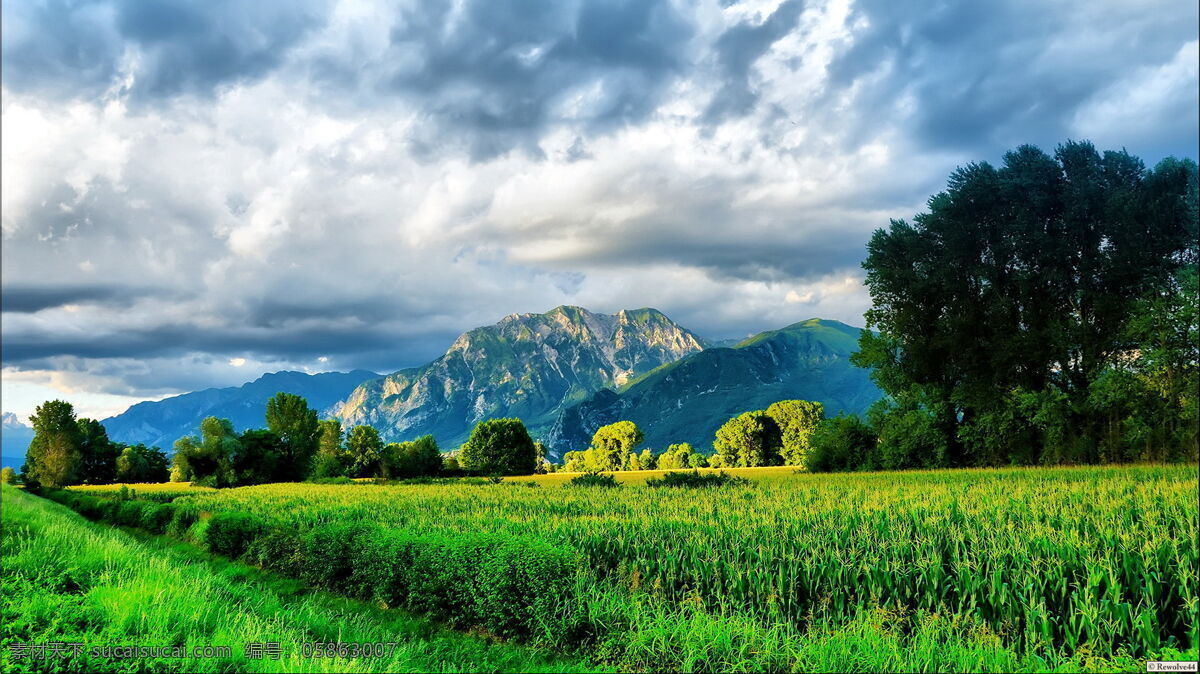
<box><xmin>0</xmin><ymin>485</ymin><xmax>599</xmax><ymax>673</ymax></box>
<box><xmin>56</xmin><ymin>464</ymin><xmax>1199</xmax><ymax>671</ymax></box>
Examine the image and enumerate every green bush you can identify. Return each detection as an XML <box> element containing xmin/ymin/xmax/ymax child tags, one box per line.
<box><xmin>346</xmin><ymin>529</ymin><xmax>418</xmax><ymax>608</ymax></box>
<box><xmin>166</xmin><ymin>504</ymin><xmax>201</xmax><ymax>539</ymax></box>
<box><xmin>115</xmin><ymin>500</ymin><xmax>149</xmax><ymax>527</ymax></box>
<box><xmin>474</xmin><ymin>539</ymin><xmax>579</xmax><ymax>639</ymax></box>
<box><xmin>645</xmin><ymin>470</ymin><xmax>751</xmax><ymax>488</ymax></box>
<box><xmin>808</xmin><ymin>414</ymin><xmax>878</xmax><ymax>472</ymax></box>
<box><xmin>202</xmin><ymin>511</ymin><xmax>266</xmax><ymax>558</ymax></box>
<box><xmin>244</xmin><ymin>528</ymin><xmax>304</xmax><ymax>575</ymax></box>
<box><xmin>140</xmin><ymin>503</ymin><xmax>175</xmax><ymax>534</ymax></box>
<box><xmin>296</xmin><ymin>523</ymin><xmax>373</xmax><ymax>592</ymax></box>
<box><xmin>566</xmin><ymin>472</ymin><xmax>620</xmax><ymax>488</ymax></box>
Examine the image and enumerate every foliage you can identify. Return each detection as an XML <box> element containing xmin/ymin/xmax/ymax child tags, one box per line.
<box><xmin>309</xmin><ymin>418</ymin><xmax>350</xmax><ymax>478</ymax></box>
<box><xmin>655</xmin><ymin>443</ymin><xmax>699</xmax><ymax>470</ymax></box>
<box><xmin>644</xmin><ymin>470</ymin><xmax>751</xmax><ymax>488</ymax></box>
<box><xmin>458</xmin><ymin>418</ymin><xmax>538</xmax><ymax>476</ymax></box>
<box><xmin>712</xmin><ymin>411</ymin><xmax>783</xmax><ymax>467</ymax></box>
<box><xmin>76</xmin><ymin>418</ymin><xmax>120</xmax><ymax>484</ymax></box>
<box><xmin>265</xmin><ymin>392</ymin><xmax>321</xmax><ymax>481</ymax></box>
<box><xmin>806</xmin><ymin>414</ymin><xmax>878</xmax><ymax>472</ymax></box>
<box><xmin>23</xmin><ymin>399</ymin><xmax>84</xmax><ymax>488</ymax></box>
<box><xmin>381</xmin><ymin>435</ymin><xmax>443</xmax><ymax>479</ymax></box>
<box><xmin>588</xmin><ymin>421</ymin><xmax>644</xmax><ymax>471</ymax></box>
<box><xmin>235</xmin><ymin>429</ymin><xmax>285</xmax><ymax>485</ymax></box>
<box><xmin>765</xmin><ymin>400</ymin><xmax>825</xmax><ymax>468</ymax></box>
<box><xmin>115</xmin><ymin>444</ymin><xmax>170</xmax><ymax>483</ymax></box>
<box><xmin>170</xmin><ymin>417</ymin><xmax>239</xmax><ymax>487</ymax></box>
<box><xmin>0</xmin><ymin>466</ymin><xmax>15</xmax><ymax>484</ymax></box>
<box><xmin>346</xmin><ymin>424</ymin><xmax>384</xmax><ymax>478</ymax></box>
<box><xmin>855</xmin><ymin>142</ymin><xmax>1198</xmax><ymax>466</ymax></box>
<box><xmin>565</xmin><ymin>472</ymin><xmax>621</xmax><ymax>488</ymax></box>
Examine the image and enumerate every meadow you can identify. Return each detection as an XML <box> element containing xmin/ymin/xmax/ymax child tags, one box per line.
<box><xmin>35</xmin><ymin>464</ymin><xmax>1197</xmax><ymax>672</ymax></box>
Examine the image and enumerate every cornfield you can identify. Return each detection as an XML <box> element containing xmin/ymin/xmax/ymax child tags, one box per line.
<box><xmin>72</xmin><ymin>465</ymin><xmax>1199</xmax><ymax>663</ymax></box>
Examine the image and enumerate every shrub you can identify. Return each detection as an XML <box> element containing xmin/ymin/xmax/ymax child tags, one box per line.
<box><xmin>566</xmin><ymin>472</ymin><xmax>620</xmax><ymax>488</ymax></box>
<box><xmin>645</xmin><ymin>470</ymin><xmax>751</xmax><ymax>488</ymax></box>
<box><xmin>307</xmin><ymin>476</ymin><xmax>354</xmax><ymax>485</ymax></box>
<box><xmin>115</xmin><ymin>500</ymin><xmax>148</xmax><ymax>527</ymax></box>
<box><xmin>808</xmin><ymin>415</ymin><xmax>878</xmax><ymax>472</ymax></box>
<box><xmin>346</xmin><ymin>529</ymin><xmax>419</xmax><ymax>608</ymax></box>
<box><xmin>140</xmin><ymin>503</ymin><xmax>175</xmax><ymax>534</ymax></box>
<box><xmin>244</xmin><ymin>528</ymin><xmax>304</xmax><ymax>576</ymax></box>
<box><xmin>202</xmin><ymin>511</ymin><xmax>266</xmax><ymax>558</ymax></box>
<box><xmin>296</xmin><ymin>523</ymin><xmax>373</xmax><ymax>592</ymax></box>
<box><xmin>166</xmin><ymin>504</ymin><xmax>201</xmax><ymax>539</ymax></box>
<box><xmin>474</xmin><ymin>539</ymin><xmax>579</xmax><ymax>639</ymax></box>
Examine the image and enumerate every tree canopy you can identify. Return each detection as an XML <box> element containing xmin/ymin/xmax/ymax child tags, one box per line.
<box><xmin>458</xmin><ymin>418</ymin><xmax>537</xmax><ymax>476</ymax></box>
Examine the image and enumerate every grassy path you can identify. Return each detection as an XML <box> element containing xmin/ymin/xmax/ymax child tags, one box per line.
<box><xmin>0</xmin><ymin>485</ymin><xmax>601</xmax><ymax>673</ymax></box>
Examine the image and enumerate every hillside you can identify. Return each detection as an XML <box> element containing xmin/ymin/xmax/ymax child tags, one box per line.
<box><xmin>1</xmin><ymin>412</ymin><xmax>34</xmax><ymax>469</ymax></box>
<box><xmin>545</xmin><ymin>319</ymin><xmax>881</xmax><ymax>455</ymax></box>
<box><xmin>332</xmin><ymin>306</ymin><xmax>706</xmax><ymax>447</ymax></box>
<box><xmin>102</xmin><ymin>370</ymin><xmax>378</xmax><ymax>450</ymax></box>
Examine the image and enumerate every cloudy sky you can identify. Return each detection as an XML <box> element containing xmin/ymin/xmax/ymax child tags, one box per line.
<box><xmin>2</xmin><ymin>0</ymin><xmax>1197</xmax><ymax>421</ymax></box>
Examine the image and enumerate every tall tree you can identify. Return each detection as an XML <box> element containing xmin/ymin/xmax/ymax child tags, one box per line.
<box><xmin>77</xmin><ymin>418</ymin><xmax>119</xmax><ymax>484</ymax></box>
<box><xmin>346</xmin><ymin>425</ymin><xmax>383</xmax><ymax>478</ymax></box>
<box><xmin>170</xmin><ymin>417</ymin><xmax>239</xmax><ymax>487</ymax></box>
<box><xmin>458</xmin><ymin>418</ymin><xmax>537</xmax><ymax>476</ymax></box>
<box><xmin>265</xmin><ymin>392</ymin><xmax>320</xmax><ymax>481</ymax></box>
<box><xmin>310</xmin><ymin>418</ymin><xmax>349</xmax><ymax>478</ymax></box>
<box><xmin>765</xmin><ymin>400</ymin><xmax>824</xmax><ymax>468</ymax></box>
<box><xmin>855</xmin><ymin>142</ymin><xmax>1197</xmax><ymax>465</ymax></box>
<box><xmin>713</xmin><ymin>411</ymin><xmax>783</xmax><ymax>467</ymax></box>
<box><xmin>589</xmin><ymin>421</ymin><xmax>644</xmax><ymax>471</ymax></box>
<box><xmin>115</xmin><ymin>444</ymin><xmax>170</xmax><ymax>483</ymax></box>
<box><xmin>23</xmin><ymin>400</ymin><xmax>83</xmax><ymax>488</ymax></box>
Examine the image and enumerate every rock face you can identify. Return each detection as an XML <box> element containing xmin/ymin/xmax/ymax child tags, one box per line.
<box><xmin>545</xmin><ymin>319</ymin><xmax>882</xmax><ymax>457</ymax></box>
<box><xmin>332</xmin><ymin>306</ymin><xmax>707</xmax><ymax>448</ymax></box>
<box><xmin>102</xmin><ymin>370</ymin><xmax>379</xmax><ymax>451</ymax></box>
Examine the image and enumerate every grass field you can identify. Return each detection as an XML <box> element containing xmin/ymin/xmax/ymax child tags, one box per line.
<box><xmin>1</xmin><ymin>484</ymin><xmax>598</xmax><ymax>673</ymax></box>
<box><xmin>44</xmin><ymin>464</ymin><xmax>1197</xmax><ymax>671</ymax></box>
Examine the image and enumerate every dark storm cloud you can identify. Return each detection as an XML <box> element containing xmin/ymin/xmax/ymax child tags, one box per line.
<box><xmin>374</xmin><ymin>0</ymin><xmax>695</xmax><ymax>158</ymax></box>
<box><xmin>0</xmin><ymin>284</ymin><xmax>169</xmax><ymax>313</ymax></box>
<box><xmin>824</xmin><ymin>0</ymin><xmax>1200</xmax><ymax>158</ymax></box>
<box><xmin>703</xmin><ymin>0</ymin><xmax>805</xmax><ymax>123</ymax></box>
<box><xmin>1</xmin><ymin>0</ymin><xmax>328</xmax><ymax>101</ymax></box>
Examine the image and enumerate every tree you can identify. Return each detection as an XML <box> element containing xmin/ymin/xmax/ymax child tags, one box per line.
<box><xmin>855</xmin><ymin>142</ymin><xmax>1197</xmax><ymax>466</ymax></box>
<box><xmin>76</xmin><ymin>418</ymin><xmax>119</xmax><ymax>484</ymax></box>
<box><xmin>656</xmin><ymin>443</ymin><xmax>697</xmax><ymax>470</ymax></box>
<box><xmin>713</xmin><ymin>411</ymin><xmax>783</xmax><ymax>467</ymax></box>
<box><xmin>808</xmin><ymin>415</ymin><xmax>878</xmax><ymax>472</ymax></box>
<box><xmin>236</xmin><ymin>429</ymin><xmax>285</xmax><ymax>485</ymax></box>
<box><xmin>265</xmin><ymin>393</ymin><xmax>320</xmax><ymax>481</ymax></box>
<box><xmin>23</xmin><ymin>400</ymin><xmax>83</xmax><ymax>488</ymax></box>
<box><xmin>1</xmin><ymin>467</ymin><xmax>16</xmax><ymax>484</ymax></box>
<box><xmin>458</xmin><ymin>418</ymin><xmax>537</xmax><ymax>476</ymax></box>
<box><xmin>171</xmin><ymin>417</ymin><xmax>239</xmax><ymax>487</ymax></box>
<box><xmin>380</xmin><ymin>435</ymin><xmax>442</xmax><ymax>479</ymax></box>
<box><xmin>589</xmin><ymin>421</ymin><xmax>644</xmax><ymax>471</ymax></box>
<box><xmin>765</xmin><ymin>400</ymin><xmax>825</xmax><ymax>468</ymax></box>
<box><xmin>115</xmin><ymin>444</ymin><xmax>170</xmax><ymax>483</ymax></box>
<box><xmin>346</xmin><ymin>425</ymin><xmax>384</xmax><ymax>478</ymax></box>
<box><xmin>310</xmin><ymin>419</ymin><xmax>349</xmax><ymax>478</ymax></box>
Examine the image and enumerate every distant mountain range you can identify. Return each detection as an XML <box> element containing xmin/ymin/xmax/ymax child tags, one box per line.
<box><xmin>2</xmin><ymin>412</ymin><xmax>34</xmax><ymax>470</ymax></box>
<box><xmin>332</xmin><ymin>306</ymin><xmax>707</xmax><ymax>450</ymax></box>
<box><xmin>545</xmin><ymin>319</ymin><xmax>881</xmax><ymax>455</ymax></box>
<box><xmin>103</xmin><ymin>370</ymin><xmax>378</xmax><ymax>449</ymax></box>
<box><xmin>94</xmin><ymin>306</ymin><xmax>883</xmax><ymax>461</ymax></box>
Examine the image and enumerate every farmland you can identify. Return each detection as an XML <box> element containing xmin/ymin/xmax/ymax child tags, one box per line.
<box><xmin>36</xmin><ymin>464</ymin><xmax>1199</xmax><ymax>672</ymax></box>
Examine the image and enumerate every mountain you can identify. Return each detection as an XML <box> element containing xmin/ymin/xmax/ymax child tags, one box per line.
<box><xmin>332</xmin><ymin>306</ymin><xmax>707</xmax><ymax>448</ymax></box>
<box><xmin>545</xmin><ymin>319</ymin><xmax>882</xmax><ymax>456</ymax></box>
<box><xmin>102</xmin><ymin>370</ymin><xmax>379</xmax><ymax>450</ymax></box>
<box><xmin>2</xmin><ymin>412</ymin><xmax>35</xmax><ymax>469</ymax></box>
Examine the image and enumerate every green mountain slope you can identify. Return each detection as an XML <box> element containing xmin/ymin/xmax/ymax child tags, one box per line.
<box><xmin>545</xmin><ymin>319</ymin><xmax>881</xmax><ymax>456</ymax></box>
<box><xmin>332</xmin><ymin>306</ymin><xmax>707</xmax><ymax>447</ymax></box>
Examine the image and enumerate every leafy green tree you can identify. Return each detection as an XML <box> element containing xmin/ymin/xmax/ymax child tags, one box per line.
<box><xmin>807</xmin><ymin>415</ymin><xmax>878</xmax><ymax>472</ymax></box>
<box><xmin>656</xmin><ymin>443</ymin><xmax>696</xmax><ymax>469</ymax></box>
<box><xmin>380</xmin><ymin>435</ymin><xmax>442</xmax><ymax>479</ymax></box>
<box><xmin>713</xmin><ymin>411</ymin><xmax>783</xmax><ymax>467</ymax></box>
<box><xmin>855</xmin><ymin>142</ymin><xmax>1197</xmax><ymax>465</ymax></box>
<box><xmin>628</xmin><ymin>448</ymin><xmax>656</xmax><ymax>471</ymax></box>
<box><xmin>170</xmin><ymin>417</ymin><xmax>239</xmax><ymax>487</ymax></box>
<box><xmin>265</xmin><ymin>393</ymin><xmax>320</xmax><ymax>481</ymax></box>
<box><xmin>589</xmin><ymin>421</ymin><xmax>644</xmax><ymax>471</ymax></box>
<box><xmin>309</xmin><ymin>419</ymin><xmax>349</xmax><ymax>478</ymax></box>
<box><xmin>458</xmin><ymin>418</ymin><xmax>537</xmax><ymax>476</ymax></box>
<box><xmin>765</xmin><ymin>400</ymin><xmax>825</xmax><ymax>468</ymax></box>
<box><xmin>868</xmin><ymin>401</ymin><xmax>948</xmax><ymax>470</ymax></box>
<box><xmin>346</xmin><ymin>425</ymin><xmax>384</xmax><ymax>478</ymax></box>
<box><xmin>562</xmin><ymin>450</ymin><xmax>588</xmax><ymax>472</ymax></box>
<box><xmin>236</xmin><ymin>429</ymin><xmax>285</xmax><ymax>485</ymax></box>
<box><xmin>23</xmin><ymin>400</ymin><xmax>84</xmax><ymax>488</ymax></box>
<box><xmin>687</xmin><ymin>452</ymin><xmax>708</xmax><ymax>468</ymax></box>
<box><xmin>76</xmin><ymin>418</ymin><xmax>119</xmax><ymax>484</ymax></box>
<box><xmin>0</xmin><ymin>467</ymin><xmax>15</xmax><ymax>484</ymax></box>
<box><xmin>115</xmin><ymin>444</ymin><xmax>170</xmax><ymax>483</ymax></box>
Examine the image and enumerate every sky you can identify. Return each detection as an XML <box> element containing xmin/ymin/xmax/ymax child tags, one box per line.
<box><xmin>1</xmin><ymin>0</ymin><xmax>1197</xmax><ymax>422</ymax></box>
